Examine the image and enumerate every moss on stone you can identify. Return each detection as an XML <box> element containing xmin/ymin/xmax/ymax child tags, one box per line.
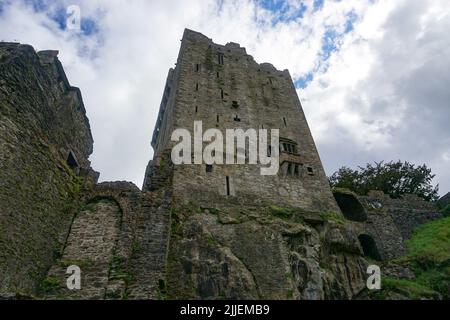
<box><xmin>269</xmin><ymin>205</ymin><xmax>294</xmax><ymax>219</ymax></box>
<box><xmin>319</xmin><ymin>212</ymin><xmax>347</xmax><ymax>225</ymax></box>
<box><xmin>38</xmin><ymin>276</ymin><xmax>60</xmax><ymax>294</ymax></box>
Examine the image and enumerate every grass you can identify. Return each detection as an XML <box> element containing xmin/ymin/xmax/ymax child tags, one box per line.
<box><xmin>381</xmin><ymin>277</ymin><xmax>439</xmax><ymax>300</ymax></box>
<box><xmin>377</xmin><ymin>217</ymin><xmax>450</xmax><ymax>299</ymax></box>
<box><xmin>406</xmin><ymin>216</ymin><xmax>450</xmax><ymax>265</ymax></box>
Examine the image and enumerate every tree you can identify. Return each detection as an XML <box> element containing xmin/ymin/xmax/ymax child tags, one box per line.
<box><xmin>329</xmin><ymin>161</ymin><xmax>439</xmax><ymax>201</ymax></box>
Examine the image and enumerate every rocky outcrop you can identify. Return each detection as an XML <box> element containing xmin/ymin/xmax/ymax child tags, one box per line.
<box><xmin>166</xmin><ymin>199</ymin><xmax>368</xmax><ymax>300</ymax></box>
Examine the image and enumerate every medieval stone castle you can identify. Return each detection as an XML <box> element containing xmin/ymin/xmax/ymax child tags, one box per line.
<box><xmin>0</xmin><ymin>29</ymin><xmax>443</xmax><ymax>299</ymax></box>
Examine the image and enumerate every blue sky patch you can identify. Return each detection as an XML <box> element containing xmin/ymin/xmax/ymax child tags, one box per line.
<box><xmin>313</xmin><ymin>0</ymin><xmax>325</xmax><ymax>12</ymax></box>
<box><xmin>345</xmin><ymin>10</ymin><xmax>358</xmax><ymax>33</ymax></box>
<box><xmin>19</xmin><ymin>0</ymin><xmax>99</xmax><ymax>36</ymax></box>
<box><xmin>295</xmin><ymin>72</ymin><xmax>314</xmax><ymax>89</ymax></box>
<box><xmin>260</xmin><ymin>0</ymin><xmax>308</xmax><ymax>24</ymax></box>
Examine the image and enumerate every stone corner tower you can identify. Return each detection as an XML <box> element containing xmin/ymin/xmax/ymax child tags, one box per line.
<box><xmin>144</xmin><ymin>28</ymin><xmax>339</xmax><ymax>214</ymax></box>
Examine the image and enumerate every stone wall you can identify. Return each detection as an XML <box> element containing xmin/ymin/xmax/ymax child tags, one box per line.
<box><xmin>0</xmin><ymin>43</ymin><xmax>94</xmax><ymax>297</ymax></box>
<box><xmin>333</xmin><ymin>189</ymin><xmax>442</xmax><ymax>261</ymax></box>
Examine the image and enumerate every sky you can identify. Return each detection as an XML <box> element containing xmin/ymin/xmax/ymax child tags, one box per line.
<box><xmin>0</xmin><ymin>0</ymin><xmax>449</xmax><ymax>195</ymax></box>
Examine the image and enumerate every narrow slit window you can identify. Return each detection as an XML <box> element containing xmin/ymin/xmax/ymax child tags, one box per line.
<box><xmin>217</xmin><ymin>72</ymin><xmax>220</xmax><ymax>78</ymax></box>
<box><xmin>195</xmin><ymin>106</ymin><xmax>198</xmax><ymax>113</ymax></box>
<box><xmin>283</xmin><ymin>117</ymin><xmax>287</xmax><ymax>126</ymax></box>
<box><xmin>226</xmin><ymin>176</ymin><xmax>231</xmax><ymax>196</ymax></box>
<box><xmin>220</xmin><ymin>88</ymin><xmax>224</xmax><ymax>99</ymax></box>
<box><xmin>217</xmin><ymin>115</ymin><xmax>220</xmax><ymax>123</ymax></box>
<box><xmin>218</xmin><ymin>53</ymin><xmax>224</xmax><ymax>65</ymax></box>
<box><xmin>196</xmin><ymin>64</ymin><xmax>200</xmax><ymax>72</ymax></box>
<box><xmin>196</xmin><ymin>83</ymin><xmax>199</xmax><ymax>91</ymax></box>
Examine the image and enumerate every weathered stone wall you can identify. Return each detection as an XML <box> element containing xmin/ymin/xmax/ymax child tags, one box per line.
<box><xmin>333</xmin><ymin>189</ymin><xmax>442</xmax><ymax>261</ymax></box>
<box><xmin>362</xmin><ymin>191</ymin><xmax>442</xmax><ymax>243</ymax></box>
<box><xmin>41</xmin><ymin>182</ymin><xmax>144</xmax><ymax>299</ymax></box>
<box><xmin>438</xmin><ymin>192</ymin><xmax>450</xmax><ymax>208</ymax></box>
<box><xmin>0</xmin><ymin>43</ymin><xmax>94</xmax><ymax>297</ymax></box>
<box><xmin>150</xmin><ymin>29</ymin><xmax>339</xmax><ymax>213</ymax></box>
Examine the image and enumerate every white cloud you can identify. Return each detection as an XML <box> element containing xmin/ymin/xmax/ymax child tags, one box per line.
<box><xmin>0</xmin><ymin>0</ymin><xmax>448</xmax><ymax>195</ymax></box>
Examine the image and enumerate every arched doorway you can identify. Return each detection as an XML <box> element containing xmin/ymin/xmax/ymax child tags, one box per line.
<box><xmin>333</xmin><ymin>191</ymin><xmax>367</xmax><ymax>222</ymax></box>
<box><xmin>358</xmin><ymin>234</ymin><xmax>382</xmax><ymax>261</ymax></box>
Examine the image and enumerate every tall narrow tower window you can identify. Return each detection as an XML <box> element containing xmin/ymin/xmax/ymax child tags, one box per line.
<box><xmin>217</xmin><ymin>115</ymin><xmax>220</xmax><ymax>123</ymax></box>
<box><xmin>195</xmin><ymin>106</ymin><xmax>198</xmax><ymax>113</ymax></box>
<box><xmin>218</xmin><ymin>52</ymin><xmax>224</xmax><ymax>65</ymax></box>
<box><xmin>196</xmin><ymin>64</ymin><xmax>200</xmax><ymax>72</ymax></box>
<box><xmin>217</xmin><ymin>72</ymin><xmax>220</xmax><ymax>78</ymax></box>
<box><xmin>226</xmin><ymin>176</ymin><xmax>231</xmax><ymax>196</ymax></box>
<box><xmin>283</xmin><ymin>117</ymin><xmax>287</xmax><ymax>126</ymax></box>
<box><xmin>196</xmin><ymin>83</ymin><xmax>199</xmax><ymax>91</ymax></box>
<box><xmin>220</xmin><ymin>88</ymin><xmax>224</xmax><ymax>99</ymax></box>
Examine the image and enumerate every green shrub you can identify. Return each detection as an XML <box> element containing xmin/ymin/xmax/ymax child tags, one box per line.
<box><xmin>38</xmin><ymin>276</ymin><xmax>60</xmax><ymax>294</ymax></box>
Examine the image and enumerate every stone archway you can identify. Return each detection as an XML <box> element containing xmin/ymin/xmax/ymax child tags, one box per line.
<box><xmin>45</xmin><ymin>198</ymin><xmax>123</xmax><ymax>299</ymax></box>
<box><xmin>333</xmin><ymin>191</ymin><xmax>367</xmax><ymax>222</ymax></box>
<box><xmin>358</xmin><ymin>234</ymin><xmax>382</xmax><ymax>261</ymax></box>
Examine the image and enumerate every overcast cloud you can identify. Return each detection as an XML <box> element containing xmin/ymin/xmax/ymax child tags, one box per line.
<box><xmin>0</xmin><ymin>0</ymin><xmax>448</xmax><ymax>195</ymax></box>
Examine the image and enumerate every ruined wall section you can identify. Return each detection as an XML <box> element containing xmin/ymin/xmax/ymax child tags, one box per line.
<box><xmin>0</xmin><ymin>43</ymin><xmax>94</xmax><ymax>297</ymax></box>
<box><xmin>361</xmin><ymin>191</ymin><xmax>442</xmax><ymax>242</ymax></box>
<box><xmin>42</xmin><ymin>182</ymin><xmax>142</xmax><ymax>299</ymax></box>
<box><xmin>333</xmin><ymin>189</ymin><xmax>442</xmax><ymax>261</ymax></box>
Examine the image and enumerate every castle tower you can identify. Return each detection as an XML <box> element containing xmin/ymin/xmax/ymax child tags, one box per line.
<box><xmin>144</xmin><ymin>29</ymin><xmax>339</xmax><ymax>214</ymax></box>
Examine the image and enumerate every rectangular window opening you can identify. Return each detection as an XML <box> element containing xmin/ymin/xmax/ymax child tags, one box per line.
<box><xmin>226</xmin><ymin>176</ymin><xmax>231</xmax><ymax>196</ymax></box>
<box><xmin>283</xmin><ymin>117</ymin><xmax>287</xmax><ymax>126</ymax></box>
<box><xmin>206</xmin><ymin>165</ymin><xmax>213</xmax><ymax>173</ymax></box>
<box><xmin>218</xmin><ymin>53</ymin><xmax>224</xmax><ymax>65</ymax></box>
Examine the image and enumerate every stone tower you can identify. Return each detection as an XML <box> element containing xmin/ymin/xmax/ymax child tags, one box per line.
<box><xmin>141</xmin><ymin>30</ymin><xmax>369</xmax><ymax>300</ymax></box>
<box><xmin>144</xmin><ymin>29</ymin><xmax>339</xmax><ymax>213</ymax></box>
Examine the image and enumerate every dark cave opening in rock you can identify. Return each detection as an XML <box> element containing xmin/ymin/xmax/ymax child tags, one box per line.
<box><xmin>333</xmin><ymin>192</ymin><xmax>367</xmax><ymax>222</ymax></box>
<box><xmin>358</xmin><ymin>234</ymin><xmax>382</xmax><ymax>261</ymax></box>
<box><xmin>66</xmin><ymin>151</ymin><xmax>79</xmax><ymax>170</ymax></box>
